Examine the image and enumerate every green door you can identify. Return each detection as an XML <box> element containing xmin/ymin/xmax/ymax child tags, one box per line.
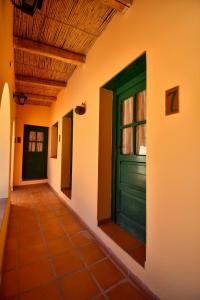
<box><xmin>22</xmin><ymin>125</ymin><xmax>48</xmax><ymax>180</ymax></box>
<box><xmin>114</xmin><ymin>76</ymin><xmax>146</xmax><ymax>244</ymax></box>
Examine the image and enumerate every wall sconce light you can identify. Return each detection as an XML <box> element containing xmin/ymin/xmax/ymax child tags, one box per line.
<box><xmin>75</xmin><ymin>102</ymin><xmax>86</xmax><ymax>115</ymax></box>
<box><xmin>13</xmin><ymin>92</ymin><xmax>27</xmax><ymax>105</ymax></box>
<box><xmin>11</xmin><ymin>0</ymin><xmax>43</xmax><ymax>16</ymax></box>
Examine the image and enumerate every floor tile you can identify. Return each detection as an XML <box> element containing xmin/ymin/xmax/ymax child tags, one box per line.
<box><xmin>19</xmin><ymin>282</ymin><xmax>61</xmax><ymax>300</ymax></box>
<box><xmin>19</xmin><ymin>243</ymin><xmax>48</xmax><ymax>267</ymax></box>
<box><xmin>47</xmin><ymin>236</ymin><xmax>73</xmax><ymax>256</ymax></box>
<box><xmin>71</xmin><ymin>230</ymin><xmax>95</xmax><ymax>248</ymax></box>
<box><xmin>62</xmin><ymin>221</ymin><xmax>84</xmax><ymax>235</ymax></box>
<box><xmin>91</xmin><ymin>259</ymin><xmax>124</xmax><ymax>290</ymax></box>
<box><xmin>95</xmin><ymin>295</ymin><xmax>106</xmax><ymax>300</ymax></box>
<box><xmin>106</xmin><ymin>282</ymin><xmax>148</xmax><ymax>300</ymax></box>
<box><xmin>43</xmin><ymin>227</ymin><xmax>65</xmax><ymax>241</ymax></box>
<box><xmin>3</xmin><ymin>249</ymin><xmax>18</xmax><ymax>271</ymax></box>
<box><xmin>59</xmin><ymin>270</ymin><xmax>100</xmax><ymax>300</ymax></box>
<box><xmin>19</xmin><ymin>259</ymin><xmax>53</xmax><ymax>292</ymax></box>
<box><xmin>1</xmin><ymin>269</ymin><xmax>18</xmax><ymax>298</ymax></box>
<box><xmin>5</xmin><ymin>237</ymin><xmax>18</xmax><ymax>251</ymax></box>
<box><xmin>18</xmin><ymin>232</ymin><xmax>44</xmax><ymax>248</ymax></box>
<box><xmin>53</xmin><ymin>250</ymin><xmax>83</xmax><ymax>277</ymax></box>
<box><xmin>79</xmin><ymin>242</ymin><xmax>105</xmax><ymax>265</ymax></box>
<box><xmin>3</xmin><ymin>186</ymin><xmax>149</xmax><ymax>300</ymax></box>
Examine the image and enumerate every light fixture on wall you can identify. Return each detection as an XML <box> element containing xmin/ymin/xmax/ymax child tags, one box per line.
<box><xmin>75</xmin><ymin>103</ymin><xmax>86</xmax><ymax>115</ymax></box>
<box><xmin>10</xmin><ymin>0</ymin><xmax>43</xmax><ymax>16</ymax></box>
<box><xmin>13</xmin><ymin>92</ymin><xmax>27</xmax><ymax>105</ymax></box>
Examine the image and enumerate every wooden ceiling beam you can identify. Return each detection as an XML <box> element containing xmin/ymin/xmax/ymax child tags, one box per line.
<box><xmin>100</xmin><ymin>0</ymin><xmax>132</xmax><ymax>13</ymax></box>
<box><xmin>22</xmin><ymin>93</ymin><xmax>57</xmax><ymax>103</ymax></box>
<box><xmin>13</xmin><ymin>36</ymin><xmax>86</xmax><ymax>65</ymax></box>
<box><xmin>15</xmin><ymin>74</ymin><xmax>66</xmax><ymax>89</ymax></box>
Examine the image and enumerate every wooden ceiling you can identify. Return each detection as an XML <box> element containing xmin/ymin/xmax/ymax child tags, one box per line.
<box><xmin>13</xmin><ymin>0</ymin><xmax>132</xmax><ymax>106</ymax></box>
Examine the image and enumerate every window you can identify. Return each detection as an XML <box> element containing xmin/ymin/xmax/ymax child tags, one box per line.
<box><xmin>51</xmin><ymin>122</ymin><xmax>58</xmax><ymax>158</ymax></box>
<box><xmin>121</xmin><ymin>90</ymin><xmax>146</xmax><ymax>156</ymax></box>
<box><xmin>28</xmin><ymin>131</ymin><xmax>44</xmax><ymax>152</ymax></box>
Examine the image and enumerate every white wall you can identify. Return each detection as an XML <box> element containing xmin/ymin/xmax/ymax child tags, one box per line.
<box><xmin>0</xmin><ymin>83</ymin><xmax>11</xmax><ymax>198</ymax></box>
<box><xmin>46</xmin><ymin>1</ymin><xmax>200</xmax><ymax>299</ymax></box>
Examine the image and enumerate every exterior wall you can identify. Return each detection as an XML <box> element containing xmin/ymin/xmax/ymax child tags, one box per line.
<box><xmin>13</xmin><ymin>105</ymin><xmax>50</xmax><ymax>186</ymax></box>
<box><xmin>0</xmin><ymin>0</ymin><xmax>15</xmax><ymax>280</ymax></box>
<box><xmin>48</xmin><ymin>1</ymin><xmax>200</xmax><ymax>299</ymax></box>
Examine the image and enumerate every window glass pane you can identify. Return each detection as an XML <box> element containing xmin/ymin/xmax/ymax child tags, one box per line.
<box><xmin>136</xmin><ymin>90</ymin><xmax>146</xmax><ymax>122</ymax></box>
<box><xmin>37</xmin><ymin>132</ymin><xmax>44</xmax><ymax>142</ymax></box>
<box><xmin>122</xmin><ymin>97</ymin><xmax>133</xmax><ymax>125</ymax></box>
<box><xmin>136</xmin><ymin>125</ymin><xmax>146</xmax><ymax>155</ymax></box>
<box><xmin>29</xmin><ymin>142</ymin><xmax>36</xmax><ymax>152</ymax></box>
<box><xmin>122</xmin><ymin>127</ymin><xmax>133</xmax><ymax>154</ymax></box>
<box><xmin>29</xmin><ymin>131</ymin><xmax>36</xmax><ymax>141</ymax></box>
<box><xmin>37</xmin><ymin>142</ymin><xmax>43</xmax><ymax>152</ymax></box>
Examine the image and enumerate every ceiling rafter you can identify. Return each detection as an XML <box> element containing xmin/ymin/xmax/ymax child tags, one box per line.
<box><xmin>15</xmin><ymin>74</ymin><xmax>66</xmax><ymax>89</ymax></box>
<box><xmin>100</xmin><ymin>0</ymin><xmax>132</xmax><ymax>13</ymax></box>
<box><xmin>20</xmin><ymin>93</ymin><xmax>57</xmax><ymax>103</ymax></box>
<box><xmin>14</xmin><ymin>36</ymin><xmax>86</xmax><ymax>65</ymax></box>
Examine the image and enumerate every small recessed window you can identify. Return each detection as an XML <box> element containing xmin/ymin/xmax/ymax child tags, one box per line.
<box><xmin>51</xmin><ymin>122</ymin><xmax>58</xmax><ymax>158</ymax></box>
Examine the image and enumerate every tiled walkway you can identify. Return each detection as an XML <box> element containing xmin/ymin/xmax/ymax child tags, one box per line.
<box><xmin>1</xmin><ymin>184</ymin><xmax>149</xmax><ymax>300</ymax></box>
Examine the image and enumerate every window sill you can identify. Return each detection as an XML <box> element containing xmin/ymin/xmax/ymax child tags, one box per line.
<box><xmin>0</xmin><ymin>198</ymin><xmax>7</xmax><ymax>230</ymax></box>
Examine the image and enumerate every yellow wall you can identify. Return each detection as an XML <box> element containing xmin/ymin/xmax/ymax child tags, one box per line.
<box><xmin>0</xmin><ymin>0</ymin><xmax>15</xmax><ymax>279</ymax></box>
<box><xmin>13</xmin><ymin>105</ymin><xmax>50</xmax><ymax>186</ymax></box>
<box><xmin>48</xmin><ymin>1</ymin><xmax>200</xmax><ymax>299</ymax></box>
<box><xmin>0</xmin><ymin>84</ymin><xmax>11</xmax><ymax>198</ymax></box>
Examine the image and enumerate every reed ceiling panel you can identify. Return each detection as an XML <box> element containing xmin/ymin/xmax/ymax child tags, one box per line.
<box><xmin>14</xmin><ymin>50</ymin><xmax>75</xmax><ymax>81</ymax></box>
<box><xmin>13</xmin><ymin>0</ymin><xmax>118</xmax><ymax>106</ymax></box>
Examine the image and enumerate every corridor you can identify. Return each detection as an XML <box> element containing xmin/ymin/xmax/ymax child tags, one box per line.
<box><xmin>1</xmin><ymin>185</ymin><xmax>149</xmax><ymax>300</ymax></box>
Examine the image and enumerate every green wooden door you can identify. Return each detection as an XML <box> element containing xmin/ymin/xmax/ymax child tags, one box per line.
<box><xmin>114</xmin><ymin>76</ymin><xmax>146</xmax><ymax>244</ymax></box>
<box><xmin>22</xmin><ymin>125</ymin><xmax>48</xmax><ymax>180</ymax></box>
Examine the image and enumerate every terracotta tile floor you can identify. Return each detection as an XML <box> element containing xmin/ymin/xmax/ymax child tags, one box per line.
<box><xmin>0</xmin><ymin>184</ymin><xmax>150</xmax><ymax>300</ymax></box>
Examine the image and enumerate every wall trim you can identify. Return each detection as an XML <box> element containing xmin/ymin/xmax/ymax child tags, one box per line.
<box><xmin>48</xmin><ymin>184</ymin><xmax>159</xmax><ymax>300</ymax></box>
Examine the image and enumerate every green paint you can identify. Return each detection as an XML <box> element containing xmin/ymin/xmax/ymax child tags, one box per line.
<box><xmin>102</xmin><ymin>53</ymin><xmax>146</xmax><ymax>244</ymax></box>
<box><xmin>22</xmin><ymin>125</ymin><xmax>48</xmax><ymax>180</ymax></box>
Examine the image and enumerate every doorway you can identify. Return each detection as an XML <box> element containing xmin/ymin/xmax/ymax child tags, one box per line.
<box><xmin>98</xmin><ymin>54</ymin><xmax>146</xmax><ymax>247</ymax></box>
<box><xmin>61</xmin><ymin>111</ymin><xmax>73</xmax><ymax>198</ymax></box>
<box><xmin>22</xmin><ymin>125</ymin><xmax>48</xmax><ymax>180</ymax></box>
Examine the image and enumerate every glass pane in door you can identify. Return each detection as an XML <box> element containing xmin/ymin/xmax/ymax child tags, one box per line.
<box><xmin>122</xmin><ymin>127</ymin><xmax>133</xmax><ymax>154</ymax></box>
<box><xmin>37</xmin><ymin>132</ymin><xmax>44</xmax><ymax>142</ymax></box>
<box><xmin>29</xmin><ymin>131</ymin><xmax>36</xmax><ymax>141</ymax></box>
<box><xmin>136</xmin><ymin>124</ymin><xmax>146</xmax><ymax>155</ymax></box>
<box><xmin>37</xmin><ymin>142</ymin><xmax>43</xmax><ymax>152</ymax></box>
<box><xmin>28</xmin><ymin>142</ymin><xmax>36</xmax><ymax>152</ymax></box>
<box><xmin>122</xmin><ymin>97</ymin><xmax>133</xmax><ymax>125</ymax></box>
<box><xmin>136</xmin><ymin>90</ymin><xmax>146</xmax><ymax>122</ymax></box>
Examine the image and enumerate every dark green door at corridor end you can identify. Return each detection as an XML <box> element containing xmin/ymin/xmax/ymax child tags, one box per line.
<box><xmin>22</xmin><ymin>125</ymin><xmax>48</xmax><ymax>180</ymax></box>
